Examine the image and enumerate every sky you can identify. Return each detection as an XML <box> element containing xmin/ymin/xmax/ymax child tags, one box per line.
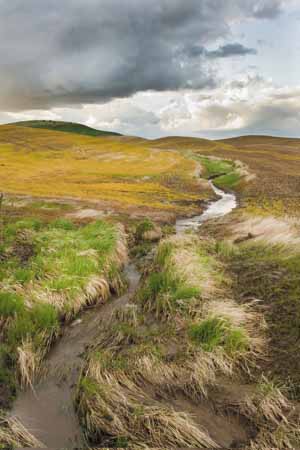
<box><xmin>0</xmin><ymin>0</ymin><xmax>299</xmax><ymax>139</ymax></box>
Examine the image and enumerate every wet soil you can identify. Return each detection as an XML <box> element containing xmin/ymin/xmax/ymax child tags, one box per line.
<box><xmin>11</xmin><ymin>264</ymin><xmax>140</xmax><ymax>448</ymax></box>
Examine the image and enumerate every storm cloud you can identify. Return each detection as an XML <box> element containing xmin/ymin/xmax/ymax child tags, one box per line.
<box><xmin>0</xmin><ymin>0</ymin><xmax>285</xmax><ymax>111</ymax></box>
<box><xmin>207</xmin><ymin>43</ymin><xmax>257</xmax><ymax>58</ymax></box>
<box><xmin>185</xmin><ymin>43</ymin><xmax>257</xmax><ymax>59</ymax></box>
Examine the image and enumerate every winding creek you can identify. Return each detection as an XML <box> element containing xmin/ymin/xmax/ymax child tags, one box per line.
<box><xmin>11</xmin><ymin>182</ymin><xmax>237</xmax><ymax>448</ymax></box>
<box><xmin>176</xmin><ymin>181</ymin><xmax>237</xmax><ymax>233</ymax></box>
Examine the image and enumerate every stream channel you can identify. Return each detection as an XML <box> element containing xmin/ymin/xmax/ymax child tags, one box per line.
<box><xmin>11</xmin><ymin>181</ymin><xmax>237</xmax><ymax>447</ymax></box>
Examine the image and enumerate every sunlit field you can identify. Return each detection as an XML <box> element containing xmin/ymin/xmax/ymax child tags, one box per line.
<box><xmin>0</xmin><ymin>125</ymin><xmax>210</xmax><ymax>214</ymax></box>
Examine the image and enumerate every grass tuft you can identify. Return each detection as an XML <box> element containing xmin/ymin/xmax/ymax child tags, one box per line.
<box><xmin>189</xmin><ymin>317</ymin><xmax>249</xmax><ymax>354</ymax></box>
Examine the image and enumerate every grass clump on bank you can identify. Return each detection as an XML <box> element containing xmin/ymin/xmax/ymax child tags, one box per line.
<box><xmin>138</xmin><ymin>235</ymin><xmax>222</xmax><ymax>319</ymax></box>
<box><xmin>0</xmin><ymin>217</ymin><xmax>127</xmax><ymax>396</ymax></box>
<box><xmin>76</xmin><ymin>234</ymin><xmax>274</xmax><ymax>449</ymax></box>
<box><xmin>189</xmin><ymin>317</ymin><xmax>249</xmax><ymax>354</ymax></box>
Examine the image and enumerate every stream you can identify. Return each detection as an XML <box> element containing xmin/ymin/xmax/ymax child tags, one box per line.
<box><xmin>176</xmin><ymin>181</ymin><xmax>237</xmax><ymax>233</ymax></box>
<box><xmin>11</xmin><ymin>182</ymin><xmax>237</xmax><ymax>448</ymax></box>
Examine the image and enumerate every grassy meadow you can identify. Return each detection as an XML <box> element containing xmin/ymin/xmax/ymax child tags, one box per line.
<box><xmin>0</xmin><ymin>125</ymin><xmax>211</xmax><ymax>216</ymax></box>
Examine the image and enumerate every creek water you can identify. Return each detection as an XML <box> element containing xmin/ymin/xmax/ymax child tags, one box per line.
<box><xmin>11</xmin><ymin>182</ymin><xmax>237</xmax><ymax>448</ymax></box>
<box><xmin>176</xmin><ymin>181</ymin><xmax>237</xmax><ymax>233</ymax></box>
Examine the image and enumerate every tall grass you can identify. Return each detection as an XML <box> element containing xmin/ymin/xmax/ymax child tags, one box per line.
<box><xmin>138</xmin><ymin>235</ymin><xmax>222</xmax><ymax>318</ymax></box>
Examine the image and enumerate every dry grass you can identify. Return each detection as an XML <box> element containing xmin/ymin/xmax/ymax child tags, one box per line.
<box><xmin>138</xmin><ymin>235</ymin><xmax>225</xmax><ymax>320</ymax></box>
<box><xmin>77</xmin><ymin>233</ymin><xmax>273</xmax><ymax>448</ymax></box>
<box><xmin>78</xmin><ymin>354</ymin><xmax>218</xmax><ymax>448</ymax></box>
<box><xmin>238</xmin><ymin>378</ymin><xmax>300</xmax><ymax>449</ymax></box>
<box><xmin>168</xmin><ymin>235</ymin><xmax>221</xmax><ymax>299</ymax></box>
<box><xmin>230</xmin><ymin>213</ymin><xmax>300</xmax><ymax>249</ymax></box>
<box><xmin>0</xmin><ymin>413</ymin><xmax>45</xmax><ymax>448</ymax></box>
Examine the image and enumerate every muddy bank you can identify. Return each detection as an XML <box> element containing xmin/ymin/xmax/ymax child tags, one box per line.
<box><xmin>11</xmin><ymin>264</ymin><xmax>140</xmax><ymax>448</ymax></box>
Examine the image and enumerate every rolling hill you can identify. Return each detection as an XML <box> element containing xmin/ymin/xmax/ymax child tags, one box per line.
<box><xmin>13</xmin><ymin>120</ymin><xmax>122</xmax><ymax>137</ymax></box>
<box><xmin>0</xmin><ymin>124</ymin><xmax>211</xmax><ymax>216</ymax></box>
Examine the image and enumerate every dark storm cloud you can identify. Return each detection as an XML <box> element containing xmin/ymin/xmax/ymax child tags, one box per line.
<box><xmin>207</xmin><ymin>43</ymin><xmax>257</xmax><ymax>58</ymax></box>
<box><xmin>0</xmin><ymin>0</ymin><xmax>285</xmax><ymax>111</ymax></box>
<box><xmin>185</xmin><ymin>43</ymin><xmax>257</xmax><ymax>59</ymax></box>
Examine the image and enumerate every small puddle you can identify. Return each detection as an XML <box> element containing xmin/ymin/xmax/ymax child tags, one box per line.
<box><xmin>11</xmin><ymin>263</ymin><xmax>140</xmax><ymax>448</ymax></box>
<box><xmin>176</xmin><ymin>181</ymin><xmax>237</xmax><ymax>233</ymax></box>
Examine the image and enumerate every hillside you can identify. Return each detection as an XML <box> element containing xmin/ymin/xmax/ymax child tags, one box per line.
<box><xmin>148</xmin><ymin>134</ymin><xmax>300</xmax><ymax>216</ymax></box>
<box><xmin>0</xmin><ymin>124</ymin><xmax>212</xmax><ymax>217</ymax></box>
<box><xmin>13</xmin><ymin>120</ymin><xmax>122</xmax><ymax>137</ymax></box>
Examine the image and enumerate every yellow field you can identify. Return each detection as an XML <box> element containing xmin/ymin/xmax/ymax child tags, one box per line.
<box><xmin>0</xmin><ymin>125</ymin><xmax>210</xmax><ymax>213</ymax></box>
<box><xmin>146</xmin><ymin>135</ymin><xmax>300</xmax><ymax>216</ymax></box>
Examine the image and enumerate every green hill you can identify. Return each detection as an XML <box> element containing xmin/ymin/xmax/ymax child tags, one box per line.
<box><xmin>13</xmin><ymin>120</ymin><xmax>122</xmax><ymax>137</ymax></box>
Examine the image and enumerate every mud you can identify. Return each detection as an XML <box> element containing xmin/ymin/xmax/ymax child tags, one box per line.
<box><xmin>11</xmin><ymin>264</ymin><xmax>140</xmax><ymax>448</ymax></box>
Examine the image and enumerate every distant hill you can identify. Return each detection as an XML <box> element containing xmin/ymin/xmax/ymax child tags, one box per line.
<box><xmin>217</xmin><ymin>134</ymin><xmax>300</xmax><ymax>146</ymax></box>
<box><xmin>12</xmin><ymin>120</ymin><xmax>122</xmax><ymax>137</ymax></box>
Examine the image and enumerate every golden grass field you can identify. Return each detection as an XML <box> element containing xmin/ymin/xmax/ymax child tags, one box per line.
<box><xmin>0</xmin><ymin>125</ymin><xmax>211</xmax><ymax>215</ymax></box>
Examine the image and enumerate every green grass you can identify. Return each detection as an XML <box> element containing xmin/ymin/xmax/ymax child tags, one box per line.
<box><xmin>135</xmin><ymin>218</ymin><xmax>155</xmax><ymax>241</ymax></box>
<box><xmin>214</xmin><ymin>172</ymin><xmax>241</xmax><ymax>189</ymax></box>
<box><xmin>199</xmin><ymin>157</ymin><xmax>234</xmax><ymax>178</ymax></box>
<box><xmin>4</xmin><ymin>218</ymin><xmax>42</xmax><ymax>239</ymax></box>
<box><xmin>13</xmin><ymin>120</ymin><xmax>122</xmax><ymax>137</ymax></box>
<box><xmin>0</xmin><ymin>219</ymin><xmax>118</xmax><ymax>299</ymax></box>
<box><xmin>196</xmin><ymin>156</ymin><xmax>241</xmax><ymax>189</ymax></box>
<box><xmin>6</xmin><ymin>303</ymin><xmax>59</xmax><ymax>348</ymax></box>
<box><xmin>137</xmin><ymin>237</ymin><xmax>223</xmax><ymax>318</ymax></box>
<box><xmin>0</xmin><ymin>216</ymin><xmax>122</xmax><ymax>404</ymax></box>
<box><xmin>48</xmin><ymin>218</ymin><xmax>76</xmax><ymax>230</ymax></box>
<box><xmin>138</xmin><ymin>269</ymin><xmax>200</xmax><ymax>316</ymax></box>
<box><xmin>0</xmin><ymin>292</ymin><xmax>24</xmax><ymax>317</ymax></box>
<box><xmin>189</xmin><ymin>317</ymin><xmax>249</xmax><ymax>354</ymax></box>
